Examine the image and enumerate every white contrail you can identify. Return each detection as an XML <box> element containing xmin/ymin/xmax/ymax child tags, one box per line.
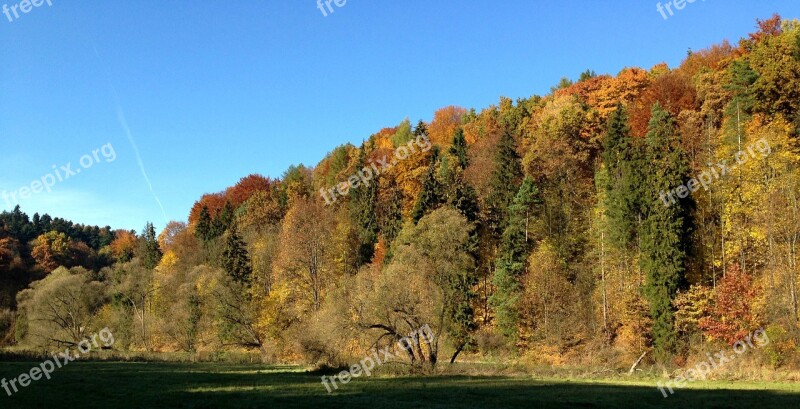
<box><xmin>92</xmin><ymin>42</ymin><xmax>168</xmax><ymax>225</ymax></box>
<box><xmin>114</xmin><ymin>105</ymin><xmax>169</xmax><ymax>224</ymax></box>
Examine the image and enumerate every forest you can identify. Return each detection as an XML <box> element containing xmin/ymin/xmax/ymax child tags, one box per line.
<box><xmin>2</xmin><ymin>15</ymin><xmax>799</xmax><ymax>372</ymax></box>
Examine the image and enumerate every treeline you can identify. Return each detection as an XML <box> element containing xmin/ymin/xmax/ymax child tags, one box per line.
<box><xmin>7</xmin><ymin>15</ymin><xmax>800</xmax><ymax>369</ymax></box>
<box><xmin>0</xmin><ymin>206</ymin><xmax>120</xmax><ymax>343</ymax></box>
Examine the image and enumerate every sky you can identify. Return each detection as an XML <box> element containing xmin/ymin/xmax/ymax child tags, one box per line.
<box><xmin>1</xmin><ymin>0</ymin><xmax>799</xmax><ymax>232</ymax></box>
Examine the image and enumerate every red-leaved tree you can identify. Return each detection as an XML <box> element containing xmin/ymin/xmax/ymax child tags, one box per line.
<box><xmin>699</xmin><ymin>264</ymin><xmax>761</xmax><ymax>345</ymax></box>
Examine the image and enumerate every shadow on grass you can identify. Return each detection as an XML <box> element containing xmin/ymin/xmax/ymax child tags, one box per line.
<box><xmin>0</xmin><ymin>362</ymin><xmax>797</xmax><ymax>408</ymax></box>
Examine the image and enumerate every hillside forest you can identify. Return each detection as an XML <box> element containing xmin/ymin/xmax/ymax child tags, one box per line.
<box><xmin>2</xmin><ymin>15</ymin><xmax>800</xmax><ymax>370</ymax></box>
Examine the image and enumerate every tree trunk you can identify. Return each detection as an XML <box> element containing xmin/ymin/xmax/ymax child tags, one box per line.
<box><xmin>629</xmin><ymin>351</ymin><xmax>647</xmax><ymax>375</ymax></box>
<box><xmin>449</xmin><ymin>342</ymin><xmax>465</xmax><ymax>364</ymax></box>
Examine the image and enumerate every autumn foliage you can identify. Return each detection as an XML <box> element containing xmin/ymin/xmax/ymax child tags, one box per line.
<box><xmin>4</xmin><ymin>15</ymin><xmax>800</xmax><ymax>371</ymax></box>
<box><xmin>699</xmin><ymin>264</ymin><xmax>762</xmax><ymax>345</ymax></box>
<box><xmin>428</xmin><ymin>106</ymin><xmax>467</xmax><ymax>145</ymax></box>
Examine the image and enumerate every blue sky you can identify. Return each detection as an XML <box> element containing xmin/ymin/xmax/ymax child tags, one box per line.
<box><xmin>1</xmin><ymin>0</ymin><xmax>799</xmax><ymax>231</ymax></box>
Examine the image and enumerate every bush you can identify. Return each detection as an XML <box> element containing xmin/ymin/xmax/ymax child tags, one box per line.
<box><xmin>762</xmin><ymin>324</ymin><xmax>797</xmax><ymax>368</ymax></box>
<box><xmin>475</xmin><ymin>328</ymin><xmax>511</xmax><ymax>356</ymax></box>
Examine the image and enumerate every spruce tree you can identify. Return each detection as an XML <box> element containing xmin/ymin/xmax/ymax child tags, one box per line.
<box><xmin>486</xmin><ymin>130</ymin><xmax>523</xmax><ymax>237</ymax></box>
<box><xmin>350</xmin><ymin>147</ymin><xmax>379</xmax><ymax>266</ymax></box>
<box><xmin>602</xmin><ymin>104</ymin><xmax>645</xmax><ymax>249</ymax></box>
<box><xmin>213</xmin><ymin>201</ymin><xmax>235</xmax><ymax>238</ymax></box>
<box><xmin>413</xmin><ymin>120</ymin><xmax>428</xmax><ymax>138</ymax></box>
<box><xmin>449</xmin><ymin>182</ymin><xmax>479</xmax><ymax>223</ymax></box>
<box><xmin>195</xmin><ymin>206</ymin><xmax>213</xmax><ymax>242</ymax></box>
<box><xmin>640</xmin><ymin>104</ymin><xmax>692</xmax><ymax>360</ymax></box>
<box><xmin>449</xmin><ymin>127</ymin><xmax>469</xmax><ymax>169</ymax></box>
<box><xmin>491</xmin><ymin>177</ymin><xmax>540</xmax><ymax>338</ymax></box>
<box><xmin>412</xmin><ymin>148</ymin><xmax>444</xmax><ymax>223</ymax></box>
<box><xmin>222</xmin><ymin>224</ymin><xmax>252</xmax><ymax>285</ymax></box>
<box><xmin>142</xmin><ymin>222</ymin><xmax>162</xmax><ymax>270</ymax></box>
<box><xmin>445</xmin><ymin>128</ymin><xmax>479</xmax><ymax>223</ymax></box>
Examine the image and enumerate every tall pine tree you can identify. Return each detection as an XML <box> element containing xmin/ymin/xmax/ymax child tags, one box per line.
<box><xmin>491</xmin><ymin>177</ymin><xmax>540</xmax><ymax>339</ymax></box>
<box><xmin>222</xmin><ymin>224</ymin><xmax>252</xmax><ymax>285</ymax></box>
<box><xmin>195</xmin><ymin>206</ymin><xmax>213</xmax><ymax>242</ymax></box>
<box><xmin>640</xmin><ymin>104</ymin><xmax>693</xmax><ymax>360</ymax></box>
<box><xmin>602</xmin><ymin>104</ymin><xmax>646</xmax><ymax>249</ymax></box>
<box><xmin>350</xmin><ymin>147</ymin><xmax>379</xmax><ymax>266</ymax></box>
<box><xmin>486</xmin><ymin>130</ymin><xmax>523</xmax><ymax>237</ymax></box>
<box><xmin>449</xmin><ymin>127</ymin><xmax>469</xmax><ymax>169</ymax></box>
<box><xmin>213</xmin><ymin>201</ymin><xmax>235</xmax><ymax>238</ymax></box>
<box><xmin>142</xmin><ymin>222</ymin><xmax>162</xmax><ymax>270</ymax></box>
<box><xmin>412</xmin><ymin>147</ymin><xmax>444</xmax><ymax>223</ymax></box>
<box><xmin>445</xmin><ymin>128</ymin><xmax>479</xmax><ymax>223</ymax></box>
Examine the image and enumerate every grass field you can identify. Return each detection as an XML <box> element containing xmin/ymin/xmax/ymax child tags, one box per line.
<box><xmin>0</xmin><ymin>361</ymin><xmax>798</xmax><ymax>408</ymax></box>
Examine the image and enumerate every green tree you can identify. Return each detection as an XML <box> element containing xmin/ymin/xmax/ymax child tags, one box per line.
<box><xmin>15</xmin><ymin>267</ymin><xmax>107</xmax><ymax>348</ymax></box>
<box><xmin>412</xmin><ymin>148</ymin><xmax>444</xmax><ymax>223</ymax></box>
<box><xmin>449</xmin><ymin>127</ymin><xmax>469</xmax><ymax>169</ymax></box>
<box><xmin>391</xmin><ymin>118</ymin><xmax>414</xmax><ymax>147</ymax></box>
<box><xmin>356</xmin><ymin>208</ymin><xmax>477</xmax><ymax>366</ymax></box>
<box><xmin>602</xmin><ymin>104</ymin><xmax>646</xmax><ymax>249</ymax></box>
<box><xmin>350</xmin><ymin>148</ymin><xmax>379</xmax><ymax>265</ymax></box>
<box><xmin>195</xmin><ymin>206</ymin><xmax>213</xmax><ymax>242</ymax></box>
<box><xmin>449</xmin><ymin>181</ymin><xmax>479</xmax><ymax>224</ymax></box>
<box><xmin>141</xmin><ymin>222</ymin><xmax>162</xmax><ymax>270</ymax></box>
<box><xmin>486</xmin><ymin>131</ymin><xmax>523</xmax><ymax>237</ymax></box>
<box><xmin>222</xmin><ymin>224</ymin><xmax>252</xmax><ymax>285</ymax></box>
<box><xmin>441</xmin><ymin>129</ymin><xmax>479</xmax><ymax>223</ymax></box>
<box><xmin>213</xmin><ymin>201</ymin><xmax>235</xmax><ymax>237</ymax></box>
<box><xmin>491</xmin><ymin>177</ymin><xmax>540</xmax><ymax>338</ymax></box>
<box><xmin>640</xmin><ymin>104</ymin><xmax>693</xmax><ymax>360</ymax></box>
<box><xmin>413</xmin><ymin>120</ymin><xmax>428</xmax><ymax>137</ymax></box>
<box><xmin>579</xmin><ymin>69</ymin><xmax>597</xmax><ymax>82</ymax></box>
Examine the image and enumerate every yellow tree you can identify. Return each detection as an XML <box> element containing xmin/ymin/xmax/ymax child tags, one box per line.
<box><xmin>428</xmin><ymin>106</ymin><xmax>467</xmax><ymax>146</ymax></box>
<box><xmin>110</xmin><ymin>230</ymin><xmax>138</xmax><ymax>263</ymax></box>
<box><xmin>519</xmin><ymin>240</ymin><xmax>577</xmax><ymax>349</ymax></box>
<box><xmin>275</xmin><ymin>196</ymin><xmax>336</xmax><ymax>313</ymax></box>
<box><xmin>30</xmin><ymin>231</ymin><xmax>70</xmax><ymax>272</ymax></box>
<box><xmin>749</xmin><ymin>115</ymin><xmax>800</xmax><ymax>322</ymax></box>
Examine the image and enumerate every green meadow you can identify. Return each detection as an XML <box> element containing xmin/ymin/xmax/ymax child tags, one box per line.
<box><xmin>0</xmin><ymin>362</ymin><xmax>798</xmax><ymax>408</ymax></box>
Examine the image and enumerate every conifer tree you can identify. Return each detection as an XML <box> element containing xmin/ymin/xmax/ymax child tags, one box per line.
<box><xmin>412</xmin><ymin>148</ymin><xmax>444</xmax><ymax>223</ymax></box>
<box><xmin>213</xmin><ymin>201</ymin><xmax>235</xmax><ymax>238</ymax></box>
<box><xmin>491</xmin><ymin>177</ymin><xmax>540</xmax><ymax>338</ymax></box>
<box><xmin>449</xmin><ymin>182</ymin><xmax>479</xmax><ymax>223</ymax></box>
<box><xmin>350</xmin><ymin>147</ymin><xmax>379</xmax><ymax>266</ymax></box>
<box><xmin>449</xmin><ymin>127</ymin><xmax>469</xmax><ymax>169</ymax></box>
<box><xmin>602</xmin><ymin>104</ymin><xmax>646</xmax><ymax>249</ymax></box>
<box><xmin>195</xmin><ymin>206</ymin><xmax>213</xmax><ymax>242</ymax></box>
<box><xmin>413</xmin><ymin>120</ymin><xmax>428</xmax><ymax>138</ymax></box>
<box><xmin>142</xmin><ymin>222</ymin><xmax>162</xmax><ymax>270</ymax></box>
<box><xmin>640</xmin><ymin>104</ymin><xmax>693</xmax><ymax>360</ymax></box>
<box><xmin>222</xmin><ymin>224</ymin><xmax>252</xmax><ymax>285</ymax></box>
<box><xmin>486</xmin><ymin>131</ymin><xmax>523</xmax><ymax>237</ymax></box>
<box><xmin>444</xmin><ymin>128</ymin><xmax>479</xmax><ymax>223</ymax></box>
